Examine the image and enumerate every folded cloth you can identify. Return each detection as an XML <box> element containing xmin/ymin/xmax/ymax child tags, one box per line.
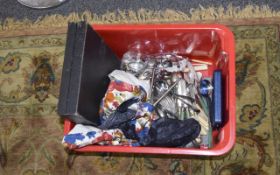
<box><xmin>62</xmin><ymin>124</ymin><xmax>131</xmax><ymax>149</ymax></box>
<box><xmin>99</xmin><ymin>97</ymin><xmax>139</xmax><ymax>130</ymax></box>
<box><xmin>63</xmin><ymin>103</ymin><xmax>201</xmax><ymax>148</ymax></box>
<box><xmin>118</xmin><ymin>102</ymin><xmax>157</xmax><ymax>144</ymax></box>
<box><xmin>100</xmin><ymin>100</ymin><xmax>157</xmax><ymax>142</ymax></box>
<box><xmin>140</xmin><ymin>117</ymin><xmax>201</xmax><ymax>147</ymax></box>
<box><xmin>109</xmin><ymin>70</ymin><xmax>150</xmax><ymax>94</ymax></box>
<box><xmin>99</xmin><ymin>80</ymin><xmax>142</xmax><ymax>118</ymax></box>
<box><xmin>99</xmin><ymin>109</ymin><xmax>136</xmax><ymax>130</ymax></box>
<box><xmin>100</xmin><ymin>70</ymin><xmax>150</xmax><ymax>118</ymax></box>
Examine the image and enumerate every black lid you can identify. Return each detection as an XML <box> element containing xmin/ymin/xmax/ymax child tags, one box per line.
<box><xmin>57</xmin><ymin>22</ymin><xmax>121</xmax><ymax>126</ymax></box>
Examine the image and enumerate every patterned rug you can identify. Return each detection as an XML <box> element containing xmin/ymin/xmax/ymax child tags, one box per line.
<box><xmin>0</xmin><ymin>14</ymin><xmax>280</xmax><ymax>175</ymax></box>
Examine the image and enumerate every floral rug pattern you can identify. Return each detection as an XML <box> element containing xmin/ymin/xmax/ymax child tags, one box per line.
<box><xmin>0</xmin><ymin>24</ymin><xmax>279</xmax><ymax>175</ymax></box>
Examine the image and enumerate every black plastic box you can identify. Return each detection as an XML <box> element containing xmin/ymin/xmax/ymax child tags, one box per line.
<box><xmin>58</xmin><ymin>22</ymin><xmax>120</xmax><ymax>126</ymax></box>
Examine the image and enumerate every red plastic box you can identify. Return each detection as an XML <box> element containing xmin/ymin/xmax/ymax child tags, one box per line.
<box><xmin>63</xmin><ymin>24</ymin><xmax>235</xmax><ymax>156</ymax></box>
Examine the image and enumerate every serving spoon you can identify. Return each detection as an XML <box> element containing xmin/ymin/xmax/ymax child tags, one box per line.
<box><xmin>17</xmin><ymin>0</ymin><xmax>68</xmax><ymax>9</ymax></box>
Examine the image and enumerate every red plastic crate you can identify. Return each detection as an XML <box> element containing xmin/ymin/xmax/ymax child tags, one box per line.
<box><xmin>63</xmin><ymin>24</ymin><xmax>235</xmax><ymax>156</ymax></box>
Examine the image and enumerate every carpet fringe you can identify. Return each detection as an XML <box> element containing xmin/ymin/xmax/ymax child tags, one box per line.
<box><xmin>1</xmin><ymin>4</ymin><xmax>280</xmax><ymax>31</ymax></box>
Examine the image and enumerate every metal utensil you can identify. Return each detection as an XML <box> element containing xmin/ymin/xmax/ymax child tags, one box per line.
<box><xmin>175</xmin><ymin>79</ymin><xmax>189</xmax><ymax>119</ymax></box>
<box><xmin>173</xmin><ymin>93</ymin><xmax>195</xmax><ymax>103</ymax></box>
<box><xmin>127</xmin><ymin>61</ymin><xmax>147</xmax><ymax>75</ymax></box>
<box><xmin>138</xmin><ymin>70</ymin><xmax>152</xmax><ymax>80</ymax></box>
<box><xmin>18</xmin><ymin>0</ymin><xmax>68</xmax><ymax>9</ymax></box>
<box><xmin>156</xmin><ymin>103</ymin><xmax>177</xmax><ymax>119</ymax></box>
<box><xmin>153</xmin><ymin>79</ymin><xmax>180</xmax><ymax>106</ymax></box>
<box><xmin>154</xmin><ymin>80</ymin><xmax>169</xmax><ymax>97</ymax></box>
<box><xmin>155</xmin><ymin>106</ymin><xmax>165</xmax><ymax>118</ymax></box>
<box><xmin>176</xmin><ymin>96</ymin><xmax>200</xmax><ymax>113</ymax></box>
<box><xmin>147</xmin><ymin>67</ymin><xmax>157</xmax><ymax>103</ymax></box>
<box><xmin>158</xmin><ymin>95</ymin><xmax>176</xmax><ymax>113</ymax></box>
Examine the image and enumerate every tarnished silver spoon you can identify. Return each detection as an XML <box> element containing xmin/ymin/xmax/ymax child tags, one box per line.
<box><xmin>17</xmin><ymin>0</ymin><xmax>68</xmax><ymax>9</ymax></box>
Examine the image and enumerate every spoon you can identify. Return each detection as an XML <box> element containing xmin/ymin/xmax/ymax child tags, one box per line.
<box><xmin>18</xmin><ymin>0</ymin><xmax>68</xmax><ymax>9</ymax></box>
